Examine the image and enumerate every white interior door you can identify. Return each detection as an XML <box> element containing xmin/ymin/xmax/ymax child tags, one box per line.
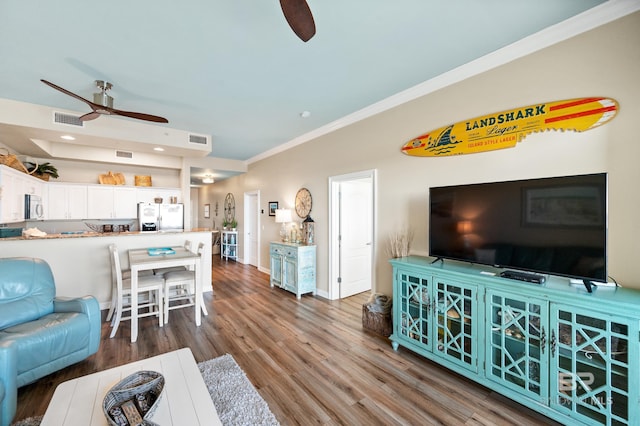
<box><xmin>329</xmin><ymin>170</ymin><xmax>376</xmax><ymax>299</ymax></box>
<box><xmin>244</xmin><ymin>191</ymin><xmax>259</xmax><ymax>267</ymax></box>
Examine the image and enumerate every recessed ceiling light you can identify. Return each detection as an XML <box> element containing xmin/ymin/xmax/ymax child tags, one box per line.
<box><xmin>60</xmin><ymin>135</ymin><xmax>75</xmax><ymax>140</ymax></box>
<box><xmin>153</xmin><ymin>147</ymin><xmax>165</xmax><ymax>152</ymax></box>
<box><xmin>300</xmin><ymin>111</ymin><xmax>311</xmax><ymax>118</ymax></box>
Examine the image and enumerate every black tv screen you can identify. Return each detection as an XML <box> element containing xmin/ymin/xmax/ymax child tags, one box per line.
<box><xmin>429</xmin><ymin>173</ymin><xmax>607</xmax><ymax>282</ymax></box>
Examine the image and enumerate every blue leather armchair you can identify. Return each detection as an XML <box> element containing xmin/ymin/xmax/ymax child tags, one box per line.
<box><xmin>0</xmin><ymin>258</ymin><xmax>101</xmax><ymax>426</ymax></box>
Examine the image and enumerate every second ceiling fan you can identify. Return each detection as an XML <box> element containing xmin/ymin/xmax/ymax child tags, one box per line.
<box><xmin>41</xmin><ymin>79</ymin><xmax>169</xmax><ymax>124</ymax></box>
<box><xmin>280</xmin><ymin>0</ymin><xmax>316</xmax><ymax>42</ymax></box>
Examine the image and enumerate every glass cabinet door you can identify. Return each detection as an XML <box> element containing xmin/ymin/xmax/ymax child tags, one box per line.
<box><xmin>433</xmin><ymin>278</ymin><xmax>478</xmax><ymax>371</ymax></box>
<box><xmin>550</xmin><ymin>305</ymin><xmax>633</xmax><ymax>426</ymax></box>
<box><xmin>397</xmin><ymin>270</ymin><xmax>432</xmax><ymax>348</ymax></box>
<box><xmin>486</xmin><ymin>289</ymin><xmax>549</xmax><ymax>401</ymax></box>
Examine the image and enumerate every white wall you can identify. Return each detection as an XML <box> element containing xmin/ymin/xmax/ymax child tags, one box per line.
<box><xmin>206</xmin><ymin>12</ymin><xmax>640</xmax><ymax>293</ymax></box>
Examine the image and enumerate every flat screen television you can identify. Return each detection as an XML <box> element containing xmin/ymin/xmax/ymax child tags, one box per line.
<box><xmin>429</xmin><ymin>173</ymin><xmax>607</xmax><ymax>283</ymax></box>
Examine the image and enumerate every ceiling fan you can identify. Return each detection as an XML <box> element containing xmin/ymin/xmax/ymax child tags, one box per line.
<box><xmin>40</xmin><ymin>79</ymin><xmax>169</xmax><ymax>123</ymax></box>
<box><xmin>280</xmin><ymin>0</ymin><xmax>316</xmax><ymax>42</ymax></box>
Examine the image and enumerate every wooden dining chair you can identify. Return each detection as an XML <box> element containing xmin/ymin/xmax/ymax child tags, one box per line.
<box><xmin>105</xmin><ymin>257</ymin><xmax>153</xmax><ymax>323</ymax></box>
<box><xmin>161</xmin><ymin>242</ymin><xmax>208</xmax><ymax>323</ymax></box>
<box><xmin>107</xmin><ymin>244</ymin><xmax>165</xmax><ymax>338</ymax></box>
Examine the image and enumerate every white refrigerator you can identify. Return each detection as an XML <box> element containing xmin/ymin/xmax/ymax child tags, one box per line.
<box><xmin>138</xmin><ymin>203</ymin><xmax>184</xmax><ymax>231</ymax></box>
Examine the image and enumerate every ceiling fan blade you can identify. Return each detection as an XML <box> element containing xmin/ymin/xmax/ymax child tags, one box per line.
<box><xmin>79</xmin><ymin>111</ymin><xmax>101</xmax><ymax>121</ymax></box>
<box><xmin>40</xmin><ymin>79</ymin><xmax>95</xmax><ymax>108</ymax></box>
<box><xmin>280</xmin><ymin>0</ymin><xmax>316</xmax><ymax>42</ymax></box>
<box><xmin>111</xmin><ymin>108</ymin><xmax>169</xmax><ymax>123</ymax></box>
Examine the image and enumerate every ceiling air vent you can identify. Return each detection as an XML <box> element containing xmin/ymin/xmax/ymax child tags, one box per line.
<box><xmin>189</xmin><ymin>134</ymin><xmax>208</xmax><ymax>145</ymax></box>
<box><xmin>115</xmin><ymin>150</ymin><xmax>133</xmax><ymax>159</ymax></box>
<box><xmin>53</xmin><ymin>112</ymin><xmax>84</xmax><ymax>127</ymax></box>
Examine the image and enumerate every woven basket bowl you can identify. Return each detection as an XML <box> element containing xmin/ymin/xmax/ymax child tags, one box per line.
<box><xmin>103</xmin><ymin>370</ymin><xmax>165</xmax><ymax>426</ymax></box>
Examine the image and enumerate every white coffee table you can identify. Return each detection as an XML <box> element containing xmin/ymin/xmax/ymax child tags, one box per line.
<box><xmin>42</xmin><ymin>348</ymin><xmax>221</xmax><ymax>425</ymax></box>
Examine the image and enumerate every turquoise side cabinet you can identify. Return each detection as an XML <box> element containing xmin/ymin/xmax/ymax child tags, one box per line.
<box><xmin>390</xmin><ymin>256</ymin><xmax>640</xmax><ymax>426</ymax></box>
<box><xmin>270</xmin><ymin>242</ymin><xmax>316</xmax><ymax>299</ymax></box>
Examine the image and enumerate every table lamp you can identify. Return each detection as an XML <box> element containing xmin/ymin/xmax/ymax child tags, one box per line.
<box><xmin>275</xmin><ymin>209</ymin><xmax>292</xmax><ymax>242</ymax></box>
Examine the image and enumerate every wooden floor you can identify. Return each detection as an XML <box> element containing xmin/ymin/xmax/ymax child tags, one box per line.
<box><xmin>15</xmin><ymin>256</ymin><xmax>558</xmax><ymax>425</ymax></box>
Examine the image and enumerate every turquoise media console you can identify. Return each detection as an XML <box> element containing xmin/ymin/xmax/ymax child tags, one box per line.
<box><xmin>390</xmin><ymin>256</ymin><xmax>639</xmax><ymax>426</ymax></box>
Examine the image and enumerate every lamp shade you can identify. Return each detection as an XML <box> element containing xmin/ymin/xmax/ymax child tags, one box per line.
<box><xmin>275</xmin><ymin>209</ymin><xmax>292</xmax><ymax>223</ymax></box>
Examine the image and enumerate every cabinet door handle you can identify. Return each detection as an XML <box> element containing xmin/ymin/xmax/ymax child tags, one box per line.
<box><xmin>540</xmin><ymin>326</ymin><xmax>546</xmax><ymax>354</ymax></box>
<box><xmin>550</xmin><ymin>329</ymin><xmax>556</xmax><ymax>357</ymax></box>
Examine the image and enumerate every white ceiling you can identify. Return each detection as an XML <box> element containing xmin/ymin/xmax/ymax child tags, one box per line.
<box><xmin>1</xmin><ymin>0</ymin><xmax>630</xmax><ymax>183</ymax></box>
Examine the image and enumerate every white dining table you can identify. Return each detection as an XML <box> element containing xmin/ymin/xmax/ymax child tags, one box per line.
<box><xmin>128</xmin><ymin>246</ymin><xmax>202</xmax><ymax>343</ymax></box>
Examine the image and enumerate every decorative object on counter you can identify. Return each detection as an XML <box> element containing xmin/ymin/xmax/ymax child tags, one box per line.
<box><xmin>99</xmin><ymin>171</ymin><xmax>125</xmax><ymax>185</ymax></box>
<box><xmin>169</xmin><ymin>196</ymin><xmax>178</xmax><ymax>204</ymax></box>
<box><xmin>0</xmin><ymin>148</ymin><xmax>33</xmax><ymax>174</ymax></box>
<box><xmin>30</xmin><ymin>162</ymin><xmax>59</xmax><ymax>181</ymax></box>
<box><xmin>302</xmin><ymin>215</ymin><xmax>315</xmax><ymax>245</ymax></box>
<box><xmin>84</xmin><ymin>222</ymin><xmax>133</xmax><ymax>233</ymax></box>
<box><xmin>275</xmin><ymin>209</ymin><xmax>292</xmax><ymax>242</ymax></box>
<box><xmin>268</xmin><ymin>201</ymin><xmax>278</xmax><ymax>216</ymax></box>
<box><xmin>204</xmin><ymin>203</ymin><xmax>210</xmax><ymax>219</ymax></box>
<box><xmin>295</xmin><ymin>187</ymin><xmax>312</xmax><ymax>218</ymax></box>
<box><xmin>135</xmin><ymin>175</ymin><xmax>152</xmax><ymax>186</ymax></box>
<box><xmin>386</xmin><ymin>227</ymin><xmax>414</xmax><ymax>258</ymax></box>
<box><xmin>102</xmin><ymin>370</ymin><xmax>165</xmax><ymax>426</ymax></box>
<box><xmin>230</xmin><ymin>219</ymin><xmax>237</xmax><ymax>231</ymax></box>
<box><xmin>84</xmin><ymin>222</ymin><xmax>103</xmax><ymax>233</ymax></box>
<box><xmin>22</xmin><ymin>227</ymin><xmax>47</xmax><ymax>237</ymax></box>
<box><xmin>224</xmin><ymin>193</ymin><xmax>235</xmax><ymax>222</ymax></box>
<box><xmin>154</xmin><ymin>197</ymin><xmax>163</xmax><ymax>203</ymax></box>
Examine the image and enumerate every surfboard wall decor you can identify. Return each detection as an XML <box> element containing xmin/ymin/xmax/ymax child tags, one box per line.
<box><xmin>401</xmin><ymin>97</ymin><xmax>618</xmax><ymax>157</ymax></box>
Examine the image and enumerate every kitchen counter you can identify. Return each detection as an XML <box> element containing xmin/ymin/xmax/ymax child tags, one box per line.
<box><xmin>2</xmin><ymin>228</ymin><xmax>214</xmax><ymax>241</ymax></box>
<box><xmin>0</xmin><ymin>230</ymin><xmax>213</xmax><ymax>309</ymax></box>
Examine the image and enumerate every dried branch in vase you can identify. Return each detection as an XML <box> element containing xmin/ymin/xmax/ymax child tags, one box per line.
<box><xmin>387</xmin><ymin>228</ymin><xmax>414</xmax><ymax>258</ymax></box>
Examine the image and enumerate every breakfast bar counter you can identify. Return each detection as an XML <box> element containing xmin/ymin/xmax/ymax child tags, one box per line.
<box><xmin>0</xmin><ymin>229</ymin><xmax>213</xmax><ymax>309</ymax></box>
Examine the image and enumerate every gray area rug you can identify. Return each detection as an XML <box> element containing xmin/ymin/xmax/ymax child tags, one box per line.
<box><xmin>198</xmin><ymin>354</ymin><xmax>279</xmax><ymax>426</ymax></box>
<box><xmin>11</xmin><ymin>353</ymin><xmax>279</xmax><ymax>426</ymax></box>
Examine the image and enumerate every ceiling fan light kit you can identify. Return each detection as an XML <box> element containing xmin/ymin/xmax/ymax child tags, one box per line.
<box><xmin>92</xmin><ymin>80</ymin><xmax>114</xmax><ymax>109</ymax></box>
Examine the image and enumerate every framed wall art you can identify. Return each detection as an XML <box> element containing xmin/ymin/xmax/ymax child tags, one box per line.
<box><xmin>268</xmin><ymin>201</ymin><xmax>278</xmax><ymax>216</ymax></box>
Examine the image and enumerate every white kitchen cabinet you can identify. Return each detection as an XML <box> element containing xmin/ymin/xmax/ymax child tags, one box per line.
<box><xmin>113</xmin><ymin>187</ymin><xmax>138</xmax><ymax>218</ymax></box>
<box><xmin>47</xmin><ymin>183</ymin><xmax>88</xmax><ymax>220</ymax></box>
<box><xmin>87</xmin><ymin>186</ymin><xmax>137</xmax><ymax>219</ymax></box>
<box><xmin>0</xmin><ymin>165</ymin><xmax>45</xmax><ymax>223</ymax></box>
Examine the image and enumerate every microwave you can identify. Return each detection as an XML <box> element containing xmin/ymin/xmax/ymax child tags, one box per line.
<box><xmin>24</xmin><ymin>194</ymin><xmax>44</xmax><ymax>219</ymax></box>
